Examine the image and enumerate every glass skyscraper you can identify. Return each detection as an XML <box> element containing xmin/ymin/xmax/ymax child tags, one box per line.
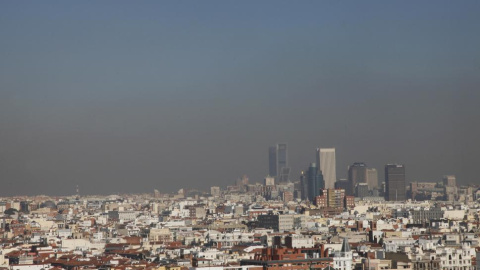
<box><xmin>268</xmin><ymin>143</ymin><xmax>289</xmax><ymax>182</ymax></box>
<box><xmin>385</xmin><ymin>164</ymin><xmax>406</xmax><ymax>201</ymax></box>
<box><xmin>268</xmin><ymin>146</ymin><xmax>277</xmax><ymax>177</ymax></box>
<box><xmin>307</xmin><ymin>163</ymin><xmax>324</xmax><ymax>201</ymax></box>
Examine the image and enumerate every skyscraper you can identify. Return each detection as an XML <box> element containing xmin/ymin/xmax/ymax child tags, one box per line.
<box><xmin>268</xmin><ymin>143</ymin><xmax>290</xmax><ymax>182</ymax></box>
<box><xmin>335</xmin><ymin>179</ymin><xmax>350</xmax><ymax>192</ymax></box>
<box><xmin>347</xmin><ymin>162</ymin><xmax>367</xmax><ymax>196</ymax></box>
<box><xmin>317</xmin><ymin>148</ymin><xmax>336</xmax><ymax>189</ymax></box>
<box><xmin>307</xmin><ymin>163</ymin><xmax>324</xmax><ymax>201</ymax></box>
<box><xmin>299</xmin><ymin>171</ymin><xmax>308</xmax><ymax>200</ymax></box>
<box><xmin>355</xmin><ymin>183</ymin><xmax>369</xmax><ymax>198</ymax></box>
<box><xmin>366</xmin><ymin>168</ymin><xmax>378</xmax><ymax>190</ymax></box>
<box><xmin>277</xmin><ymin>143</ymin><xmax>289</xmax><ymax>182</ymax></box>
<box><xmin>385</xmin><ymin>164</ymin><xmax>406</xmax><ymax>201</ymax></box>
<box><xmin>277</xmin><ymin>143</ymin><xmax>287</xmax><ymax>172</ymax></box>
<box><xmin>268</xmin><ymin>146</ymin><xmax>277</xmax><ymax>177</ymax></box>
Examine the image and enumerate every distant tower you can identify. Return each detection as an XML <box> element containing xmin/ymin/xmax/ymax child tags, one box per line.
<box><xmin>268</xmin><ymin>146</ymin><xmax>277</xmax><ymax>177</ymax></box>
<box><xmin>366</xmin><ymin>168</ymin><xmax>379</xmax><ymax>190</ymax></box>
<box><xmin>307</xmin><ymin>163</ymin><xmax>324</xmax><ymax>201</ymax></box>
<box><xmin>347</xmin><ymin>162</ymin><xmax>367</xmax><ymax>196</ymax></box>
<box><xmin>385</xmin><ymin>164</ymin><xmax>406</xmax><ymax>201</ymax></box>
<box><xmin>317</xmin><ymin>148</ymin><xmax>336</xmax><ymax>189</ymax></box>
<box><xmin>76</xmin><ymin>185</ymin><xmax>80</xmax><ymax>199</ymax></box>
<box><xmin>277</xmin><ymin>143</ymin><xmax>288</xmax><ymax>174</ymax></box>
<box><xmin>277</xmin><ymin>143</ymin><xmax>289</xmax><ymax>182</ymax></box>
<box><xmin>269</xmin><ymin>143</ymin><xmax>290</xmax><ymax>182</ymax></box>
<box><xmin>443</xmin><ymin>175</ymin><xmax>457</xmax><ymax>201</ymax></box>
<box><xmin>443</xmin><ymin>175</ymin><xmax>456</xmax><ymax>187</ymax></box>
<box><xmin>299</xmin><ymin>171</ymin><xmax>308</xmax><ymax>200</ymax></box>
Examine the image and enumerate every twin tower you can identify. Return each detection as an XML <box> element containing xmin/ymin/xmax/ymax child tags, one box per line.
<box><xmin>268</xmin><ymin>144</ymin><xmax>337</xmax><ymax>200</ymax></box>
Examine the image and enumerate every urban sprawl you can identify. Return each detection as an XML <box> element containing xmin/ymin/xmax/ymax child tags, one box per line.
<box><xmin>1</xmin><ymin>146</ymin><xmax>479</xmax><ymax>270</ymax></box>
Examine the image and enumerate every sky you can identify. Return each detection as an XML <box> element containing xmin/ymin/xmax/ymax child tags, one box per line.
<box><xmin>1</xmin><ymin>1</ymin><xmax>479</xmax><ymax>196</ymax></box>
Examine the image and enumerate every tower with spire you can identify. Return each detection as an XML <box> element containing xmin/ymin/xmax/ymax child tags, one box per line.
<box><xmin>334</xmin><ymin>237</ymin><xmax>353</xmax><ymax>270</ymax></box>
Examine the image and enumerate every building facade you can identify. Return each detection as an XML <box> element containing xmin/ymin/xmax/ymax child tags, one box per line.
<box><xmin>307</xmin><ymin>163</ymin><xmax>324</xmax><ymax>201</ymax></box>
<box><xmin>269</xmin><ymin>144</ymin><xmax>289</xmax><ymax>182</ymax></box>
<box><xmin>317</xmin><ymin>148</ymin><xmax>336</xmax><ymax>189</ymax></box>
<box><xmin>366</xmin><ymin>168</ymin><xmax>378</xmax><ymax>190</ymax></box>
<box><xmin>348</xmin><ymin>162</ymin><xmax>367</xmax><ymax>196</ymax></box>
<box><xmin>385</xmin><ymin>164</ymin><xmax>406</xmax><ymax>201</ymax></box>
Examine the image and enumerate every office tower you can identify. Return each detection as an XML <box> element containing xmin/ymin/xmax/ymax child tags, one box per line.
<box><xmin>355</xmin><ymin>183</ymin><xmax>369</xmax><ymax>198</ymax></box>
<box><xmin>277</xmin><ymin>143</ymin><xmax>287</xmax><ymax>172</ymax></box>
<box><xmin>385</xmin><ymin>164</ymin><xmax>406</xmax><ymax>201</ymax></box>
<box><xmin>268</xmin><ymin>143</ymin><xmax>289</xmax><ymax>180</ymax></box>
<box><xmin>317</xmin><ymin>148</ymin><xmax>336</xmax><ymax>189</ymax></box>
<box><xmin>335</xmin><ymin>179</ymin><xmax>350</xmax><ymax>192</ymax></box>
<box><xmin>269</xmin><ymin>143</ymin><xmax>290</xmax><ymax>182</ymax></box>
<box><xmin>268</xmin><ymin>146</ymin><xmax>277</xmax><ymax>177</ymax></box>
<box><xmin>443</xmin><ymin>175</ymin><xmax>456</xmax><ymax>187</ymax></box>
<box><xmin>347</xmin><ymin>162</ymin><xmax>367</xmax><ymax>196</ymax></box>
<box><xmin>366</xmin><ymin>168</ymin><xmax>378</xmax><ymax>190</ymax></box>
<box><xmin>299</xmin><ymin>171</ymin><xmax>308</xmax><ymax>200</ymax></box>
<box><xmin>277</xmin><ymin>143</ymin><xmax>289</xmax><ymax>182</ymax></box>
<box><xmin>307</xmin><ymin>163</ymin><xmax>324</xmax><ymax>201</ymax></box>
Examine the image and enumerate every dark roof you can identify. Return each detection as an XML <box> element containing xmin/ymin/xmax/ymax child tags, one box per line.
<box><xmin>341</xmin><ymin>237</ymin><xmax>351</xmax><ymax>253</ymax></box>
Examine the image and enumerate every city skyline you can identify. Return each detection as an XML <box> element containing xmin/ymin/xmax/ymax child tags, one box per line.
<box><xmin>1</xmin><ymin>1</ymin><xmax>479</xmax><ymax>196</ymax></box>
<box><xmin>0</xmin><ymin>139</ymin><xmax>471</xmax><ymax>197</ymax></box>
<box><xmin>1</xmin><ymin>2</ymin><xmax>480</xmax><ymax>270</ymax></box>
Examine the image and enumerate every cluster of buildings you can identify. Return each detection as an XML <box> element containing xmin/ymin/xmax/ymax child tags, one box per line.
<box><xmin>268</xmin><ymin>145</ymin><xmax>480</xmax><ymax>203</ymax></box>
<box><xmin>1</xmin><ymin>145</ymin><xmax>479</xmax><ymax>270</ymax></box>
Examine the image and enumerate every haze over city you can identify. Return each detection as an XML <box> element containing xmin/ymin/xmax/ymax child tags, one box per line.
<box><xmin>1</xmin><ymin>1</ymin><xmax>480</xmax><ymax>196</ymax></box>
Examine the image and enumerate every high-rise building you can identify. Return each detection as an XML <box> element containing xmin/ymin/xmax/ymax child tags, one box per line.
<box><xmin>366</xmin><ymin>168</ymin><xmax>378</xmax><ymax>190</ymax></box>
<box><xmin>443</xmin><ymin>175</ymin><xmax>456</xmax><ymax>187</ymax></box>
<box><xmin>347</xmin><ymin>162</ymin><xmax>367</xmax><ymax>196</ymax></box>
<box><xmin>277</xmin><ymin>143</ymin><xmax>289</xmax><ymax>182</ymax></box>
<box><xmin>268</xmin><ymin>143</ymin><xmax>290</xmax><ymax>182</ymax></box>
<box><xmin>385</xmin><ymin>164</ymin><xmax>406</xmax><ymax>201</ymax></box>
<box><xmin>277</xmin><ymin>143</ymin><xmax>287</xmax><ymax>172</ymax></box>
<box><xmin>299</xmin><ymin>171</ymin><xmax>308</xmax><ymax>201</ymax></box>
<box><xmin>317</xmin><ymin>148</ymin><xmax>336</xmax><ymax>189</ymax></box>
<box><xmin>355</xmin><ymin>183</ymin><xmax>369</xmax><ymax>198</ymax></box>
<box><xmin>307</xmin><ymin>163</ymin><xmax>324</xmax><ymax>201</ymax></box>
<box><xmin>268</xmin><ymin>146</ymin><xmax>277</xmax><ymax>177</ymax></box>
<box><xmin>335</xmin><ymin>179</ymin><xmax>350</xmax><ymax>192</ymax></box>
